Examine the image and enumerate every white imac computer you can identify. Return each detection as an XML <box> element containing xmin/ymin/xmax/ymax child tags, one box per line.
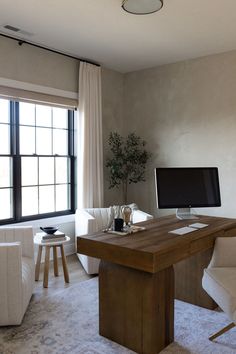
<box><xmin>155</xmin><ymin>167</ymin><xmax>221</xmax><ymax>220</ymax></box>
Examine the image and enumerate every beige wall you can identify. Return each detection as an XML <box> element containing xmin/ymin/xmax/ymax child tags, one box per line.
<box><xmin>0</xmin><ymin>36</ymin><xmax>78</xmax><ymax>93</ymax></box>
<box><xmin>124</xmin><ymin>50</ymin><xmax>236</xmax><ymax>218</ymax></box>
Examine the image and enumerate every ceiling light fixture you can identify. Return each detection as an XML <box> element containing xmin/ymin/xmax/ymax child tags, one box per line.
<box><xmin>122</xmin><ymin>0</ymin><xmax>163</xmax><ymax>15</ymax></box>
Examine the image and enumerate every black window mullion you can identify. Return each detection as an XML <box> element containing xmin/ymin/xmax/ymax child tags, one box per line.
<box><xmin>68</xmin><ymin>110</ymin><xmax>75</xmax><ymax>211</ymax></box>
<box><xmin>70</xmin><ymin>157</ymin><xmax>75</xmax><ymax>211</ymax></box>
<box><xmin>10</xmin><ymin>101</ymin><xmax>16</xmax><ymax>156</ymax></box>
<box><xmin>12</xmin><ymin>102</ymin><xmax>21</xmax><ymax>221</ymax></box>
<box><xmin>68</xmin><ymin>110</ymin><xmax>74</xmax><ymax>156</ymax></box>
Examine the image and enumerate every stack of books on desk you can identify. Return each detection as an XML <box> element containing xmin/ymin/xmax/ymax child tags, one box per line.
<box><xmin>38</xmin><ymin>231</ymin><xmax>66</xmax><ymax>242</ymax></box>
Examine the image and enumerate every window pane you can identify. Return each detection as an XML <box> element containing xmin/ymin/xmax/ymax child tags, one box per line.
<box><xmin>36</xmin><ymin>127</ymin><xmax>52</xmax><ymax>155</ymax></box>
<box><xmin>39</xmin><ymin>185</ymin><xmax>54</xmax><ymax>213</ymax></box>
<box><xmin>55</xmin><ymin>157</ymin><xmax>68</xmax><ymax>184</ymax></box>
<box><xmin>0</xmin><ymin>124</ymin><xmax>10</xmax><ymax>154</ymax></box>
<box><xmin>0</xmin><ymin>157</ymin><xmax>11</xmax><ymax>187</ymax></box>
<box><xmin>0</xmin><ymin>188</ymin><xmax>12</xmax><ymax>219</ymax></box>
<box><xmin>52</xmin><ymin>108</ymin><xmax>68</xmax><ymax>129</ymax></box>
<box><xmin>56</xmin><ymin>184</ymin><xmax>69</xmax><ymax>211</ymax></box>
<box><xmin>36</xmin><ymin>105</ymin><xmax>52</xmax><ymax>127</ymax></box>
<box><xmin>22</xmin><ymin>187</ymin><xmax>38</xmax><ymax>216</ymax></box>
<box><xmin>21</xmin><ymin>157</ymin><xmax>38</xmax><ymax>186</ymax></box>
<box><xmin>39</xmin><ymin>157</ymin><xmax>54</xmax><ymax>185</ymax></box>
<box><xmin>0</xmin><ymin>99</ymin><xmax>10</xmax><ymax>123</ymax></box>
<box><xmin>53</xmin><ymin>129</ymin><xmax>68</xmax><ymax>155</ymax></box>
<box><xmin>20</xmin><ymin>126</ymin><xmax>35</xmax><ymax>154</ymax></box>
<box><xmin>19</xmin><ymin>102</ymin><xmax>35</xmax><ymax>126</ymax></box>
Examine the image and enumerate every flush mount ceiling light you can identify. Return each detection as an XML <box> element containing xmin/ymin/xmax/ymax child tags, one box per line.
<box><xmin>122</xmin><ymin>0</ymin><xmax>163</xmax><ymax>15</ymax></box>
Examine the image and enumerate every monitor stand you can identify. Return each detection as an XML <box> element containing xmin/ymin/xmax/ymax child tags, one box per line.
<box><xmin>176</xmin><ymin>208</ymin><xmax>198</xmax><ymax>220</ymax></box>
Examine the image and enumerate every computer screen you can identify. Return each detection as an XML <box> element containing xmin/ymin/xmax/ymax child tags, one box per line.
<box><xmin>155</xmin><ymin>167</ymin><xmax>221</xmax><ymax>209</ymax></box>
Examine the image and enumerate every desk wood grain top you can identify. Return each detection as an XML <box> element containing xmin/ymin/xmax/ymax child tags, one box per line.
<box><xmin>77</xmin><ymin>215</ymin><xmax>236</xmax><ymax>273</ymax></box>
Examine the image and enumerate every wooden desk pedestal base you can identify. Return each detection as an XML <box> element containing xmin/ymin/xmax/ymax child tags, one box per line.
<box><xmin>175</xmin><ymin>248</ymin><xmax>217</xmax><ymax>310</ymax></box>
<box><xmin>99</xmin><ymin>260</ymin><xmax>174</xmax><ymax>354</ymax></box>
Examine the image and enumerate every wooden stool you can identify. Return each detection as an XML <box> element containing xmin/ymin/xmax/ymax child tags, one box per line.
<box><xmin>34</xmin><ymin>235</ymin><xmax>70</xmax><ymax>288</ymax></box>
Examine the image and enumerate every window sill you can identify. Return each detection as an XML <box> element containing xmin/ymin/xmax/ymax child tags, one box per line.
<box><xmin>6</xmin><ymin>213</ymin><xmax>75</xmax><ymax>228</ymax></box>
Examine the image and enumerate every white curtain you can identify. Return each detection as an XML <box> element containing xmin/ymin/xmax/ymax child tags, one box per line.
<box><xmin>77</xmin><ymin>62</ymin><xmax>104</xmax><ymax>208</ymax></box>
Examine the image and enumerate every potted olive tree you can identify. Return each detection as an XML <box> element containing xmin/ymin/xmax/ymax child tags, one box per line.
<box><xmin>106</xmin><ymin>132</ymin><xmax>151</xmax><ymax>204</ymax></box>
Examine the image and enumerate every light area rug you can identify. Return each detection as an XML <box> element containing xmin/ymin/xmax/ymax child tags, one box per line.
<box><xmin>1</xmin><ymin>277</ymin><xmax>236</xmax><ymax>354</ymax></box>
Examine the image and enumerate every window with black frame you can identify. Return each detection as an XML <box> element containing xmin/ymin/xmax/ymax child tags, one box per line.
<box><xmin>0</xmin><ymin>98</ymin><xmax>74</xmax><ymax>224</ymax></box>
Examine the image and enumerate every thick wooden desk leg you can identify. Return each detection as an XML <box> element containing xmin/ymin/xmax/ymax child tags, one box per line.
<box><xmin>99</xmin><ymin>261</ymin><xmax>174</xmax><ymax>354</ymax></box>
<box><xmin>174</xmin><ymin>248</ymin><xmax>217</xmax><ymax>309</ymax></box>
<box><xmin>53</xmin><ymin>246</ymin><xmax>59</xmax><ymax>276</ymax></box>
<box><xmin>43</xmin><ymin>246</ymin><xmax>50</xmax><ymax>288</ymax></box>
<box><xmin>35</xmin><ymin>245</ymin><xmax>42</xmax><ymax>281</ymax></box>
<box><xmin>60</xmin><ymin>245</ymin><xmax>69</xmax><ymax>283</ymax></box>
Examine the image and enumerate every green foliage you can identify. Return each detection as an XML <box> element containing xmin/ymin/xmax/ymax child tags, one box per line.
<box><xmin>106</xmin><ymin>132</ymin><xmax>151</xmax><ymax>194</ymax></box>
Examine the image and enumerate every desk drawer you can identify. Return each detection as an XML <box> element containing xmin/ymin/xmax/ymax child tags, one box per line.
<box><xmin>190</xmin><ymin>231</ymin><xmax>223</xmax><ymax>254</ymax></box>
<box><xmin>223</xmin><ymin>227</ymin><xmax>236</xmax><ymax>237</ymax></box>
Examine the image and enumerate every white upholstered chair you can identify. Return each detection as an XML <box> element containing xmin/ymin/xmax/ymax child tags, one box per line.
<box><xmin>0</xmin><ymin>227</ymin><xmax>35</xmax><ymax>326</ymax></box>
<box><xmin>202</xmin><ymin>237</ymin><xmax>236</xmax><ymax>341</ymax></box>
<box><xmin>75</xmin><ymin>206</ymin><xmax>153</xmax><ymax>274</ymax></box>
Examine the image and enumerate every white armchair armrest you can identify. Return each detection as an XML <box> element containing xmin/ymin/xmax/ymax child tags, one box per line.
<box><xmin>0</xmin><ymin>227</ymin><xmax>34</xmax><ymax>326</ymax></box>
<box><xmin>75</xmin><ymin>209</ymin><xmax>101</xmax><ymax>274</ymax></box>
<box><xmin>208</xmin><ymin>237</ymin><xmax>236</xmax><ymax>268</ymax></box>
<box><xmin>75</xmin><ymin>209</ymin><xmax>97</xmax><ymax>236</ymax></box>
<box><xmin>0</xmin><ymin>243</ymin><xmax>23</xmax><ymax>325</ymax></box>
<box><xmin>0</xmin><ymin>227</ymin><xmax>34</xmax><ymax>259</ymax></box>
<box><xmin>133</xmin><ymin>209</ymin><xmax>153</xmax><ymax>224</ymax></box>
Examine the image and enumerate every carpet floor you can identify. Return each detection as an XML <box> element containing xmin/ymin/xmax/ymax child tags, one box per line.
<box><xmin>1</xmin><ymin>277</ymin><xmax>236</xmax><ymax>354</ymax></box>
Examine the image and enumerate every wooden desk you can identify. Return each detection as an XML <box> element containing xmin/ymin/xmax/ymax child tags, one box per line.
<box><xmin>77</xmin><ymin>215</ymin><xmax>236</xmax><ymax>354</ymax></box>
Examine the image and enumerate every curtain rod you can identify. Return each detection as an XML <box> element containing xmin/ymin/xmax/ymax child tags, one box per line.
<box><xmin>0</xmin><ymin>33</ymin><xmax>100</xmax><ymax>67</ymax></box>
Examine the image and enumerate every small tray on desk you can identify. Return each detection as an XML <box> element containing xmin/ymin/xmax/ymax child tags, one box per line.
<box><xmin>106</xmin><ymin>225</ymin><xmax>146</xmax><ymax>236</ymax></box>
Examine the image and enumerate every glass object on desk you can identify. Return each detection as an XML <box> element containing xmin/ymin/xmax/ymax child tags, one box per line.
<box><xmin>122</xmin><ymin>206</ymin><xmax>132</xmax><ymax>226</ymax></box>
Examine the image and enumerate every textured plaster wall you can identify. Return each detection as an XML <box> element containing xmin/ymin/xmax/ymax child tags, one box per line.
<box><xmin>124</xmin><ymin>50</ymin><xmax>236</xmax><ymax>218</ymax></box>
<box><xmin>0</xmin><ymin>36</ymin><xmax>78</xmax><ymax>92</ymax></box>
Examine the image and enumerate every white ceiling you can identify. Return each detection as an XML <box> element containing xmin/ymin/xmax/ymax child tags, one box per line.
<box><xmin>1</xmin><ymin>0</ymin><xmax>236</xmax><ymax>73</ymax></box>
